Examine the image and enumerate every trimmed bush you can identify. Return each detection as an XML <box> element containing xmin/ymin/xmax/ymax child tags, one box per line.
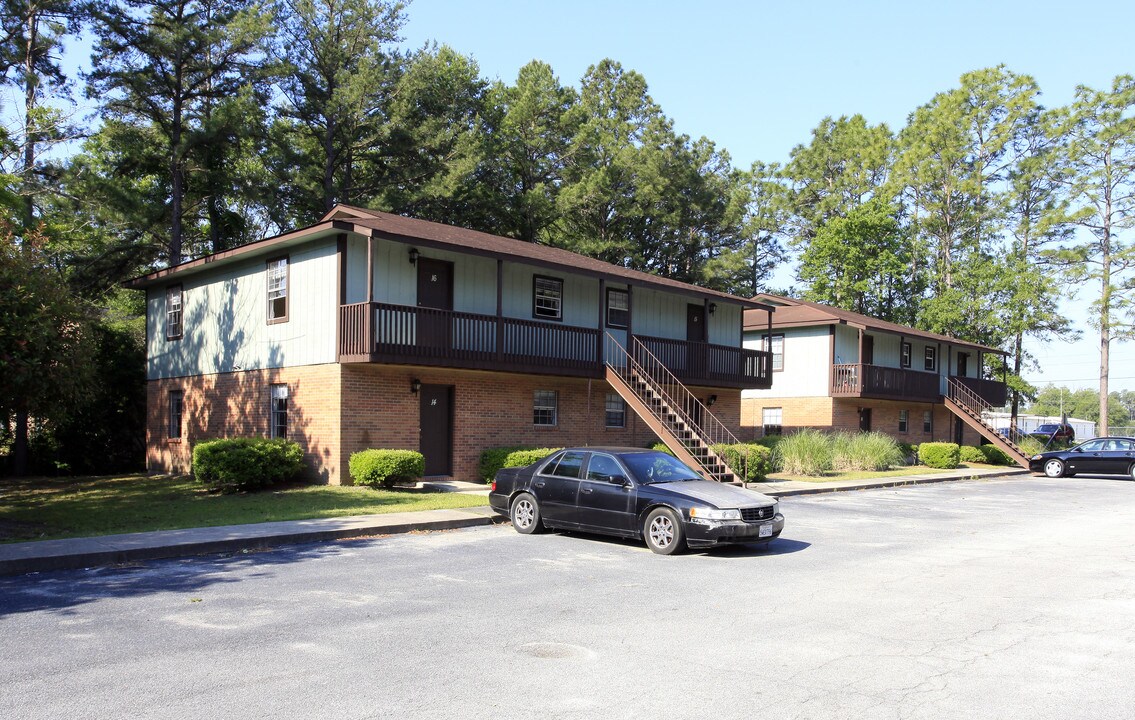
<box><xmin>649</xmin><ymin>442</ymin><xmax>675</xmax><ymax>456</ymax></box>
<box><xmin>349</xmin><ymin>449</ymin><xmax>424</xmax><ymax>488</ymax></box>
<box><xmin>192</xmin><ymin>437</ymin><xmax>304</xmax><ymax>493</ymax></box>
<box><xmin>773</xmin><ymin>429</ymin><xmax>834</xmax><ymax>476</ymax></box>
<box><xmin>712</xmin><ymin>443</ymin><xmax>772</xmax><ymax>482</ymax></box>
<box><xmin>478</xmin><ymin>446</ymin><xmax>561</xmax><ymax>482</ymax></box>
<box><xmin>831</xmin><ymin>431</ymin><xmax>905</xmax><ymax>472</ymax></box>
<box><xmin>919</xmin><ymin>442</ymin><xmax>960</xmax><ymax>469</ymax></box>
<box><xmin>958</xmin><ymin>445</ymin><xmax>987</xmax><ymax>464</ymax></box>
<box><xmin>979</xmin><ymin>444</ymin><xmax>1013</xmax><ymax>466</ymax></box>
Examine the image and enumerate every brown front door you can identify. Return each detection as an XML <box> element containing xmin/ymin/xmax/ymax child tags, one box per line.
<box><xmin>686</xmin><ymin>304</ymin><xmax>706</xmax><ymax>378</ymax></box>
<box><xmin>417</xmin><ymin>258</ymin><xmax>454</xmax><ymax>350</ymax></box>
<box><xmin>957</xmin><ymin>352</ymin><xmax>969</xmax><ymax>376</ymax></box>
<box><xmin>863</xmin><ymin>335</ymin><xmax>874</xmax><ymax>365</ymax></box>
<box><xmin>420</xmin><ymin>384</ymin><xmax>453</xmax><ymax>476</ymax></box>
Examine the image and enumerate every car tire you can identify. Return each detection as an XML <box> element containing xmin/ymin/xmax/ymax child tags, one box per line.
<box><xmin>1043</xmin><ymin>459</ymin><xmax>1065</xmax><ymax>478</ymax></box>
<box><xmin>644</xmin><ymin>508</ymin><xmax>685</xmax><ymax>555</ymax></box>
<box><xmin>510</xmin><ymin>493</ymin><xmax>545</xmax><ymax>534</ymax></box>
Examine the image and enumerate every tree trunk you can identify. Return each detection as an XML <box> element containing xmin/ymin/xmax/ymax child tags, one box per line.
<box><xmin>12</xmin><ymin>405</ymin><xmax>29</xmax><ymax>477</ymax></box>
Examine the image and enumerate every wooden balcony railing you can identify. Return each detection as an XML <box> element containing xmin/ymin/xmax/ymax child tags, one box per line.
<box><xmin>832</xmin><ymin>363</ymin><xmax>942</xmax><ymax>402</ymax></box>
<box><xmin>338</xmin><ymin>302</ymin><xmax>771</xmax><ymax>387</ymax></box>
<box><xmin>832</xmin><ymin>363</ymin><xmax>1008</xmax><ymax>406</ymax></box>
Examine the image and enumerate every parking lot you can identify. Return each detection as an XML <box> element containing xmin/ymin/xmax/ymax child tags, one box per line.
<box><xmin>3</xmin><ymin>475</ymin><xmax>1134</xmax><ymax>720</ymax></box>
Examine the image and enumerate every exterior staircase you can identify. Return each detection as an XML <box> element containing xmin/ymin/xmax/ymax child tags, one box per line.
<box><xmin>945</xmin><ymin>378</ymin><xmax>1030</xmax><ymax>469</ymax></box>
<box><xmin>604</xmin><ymin>333</ymin><xmax>744</xmax><ymax>484</ymax></box>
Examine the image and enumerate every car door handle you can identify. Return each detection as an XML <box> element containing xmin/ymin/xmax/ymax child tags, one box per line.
<box><xmin>534</xmin><ymin>481</ymin><xmax>545</xmax><ymax>488</ymax></box>
<box><xmin>581</xmin><ymin>487</ymin><xmax>593</xmax><ymax>494</ymax></box>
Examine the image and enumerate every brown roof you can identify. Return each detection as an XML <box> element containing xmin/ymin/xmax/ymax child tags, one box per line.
<box><xmin>127</xmin><ymin>206</ymin><xmax>773</xmax><ymax>310</ymax></box>
<box><xmin>743</xmin><ymin>293</ymin><xmax>1004</xmax><ymax>355</ymax></box>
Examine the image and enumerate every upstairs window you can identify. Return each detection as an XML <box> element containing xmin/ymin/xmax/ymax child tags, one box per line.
<box><xmin>606</xmin><ymin>288</ymin><xmax>629</xmax><ymax>328</ymax></box>
<box><xmin>900</xmin><ymin>342</ymin><xmax>912</xmax><ymax>369</ymax></box>
<box><xmin>534</xmin><ymin>390</ymin><xmax>558</xmax><ymax>426</ymax></box>
<box><xmin>533</xmin><ymin>276</ymin><xmax>562</xmax><ymax>320</ymax></box>
<box><xmin>267</xmin><ymin>257</ymin><xmax>288</xmax><ymax>323</ymax></box>
<box><xmin>763</xmin><ymin>334</ymin><xmax>784</xmax><ymax>372</ymax></box>
<box><xmin>270</xmin><ymin>384</ymin><xmax>288</xmax><ymax>439</ymax></box>
<box><xmin>165</xmin><ymin>285</ymin><xmax>183</xmax><ymax>340</ymax></box>
<box><xmin>924</xmin><ymin>347</ymin><xmax>937</xmax><ymax>372</ymax></box>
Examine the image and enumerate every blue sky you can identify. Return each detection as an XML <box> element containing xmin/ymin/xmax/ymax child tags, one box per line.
<box><xmin>400</xmin><ymin>0</ymin><xmax>1135</xmax><ymax>397</ymax></box>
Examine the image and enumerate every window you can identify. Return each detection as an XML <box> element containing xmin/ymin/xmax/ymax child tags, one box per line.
<box><xmin>924</xmin><ymin>347</ymin><xmax>937</xmax><ymax>372</ymax></box>
<box><xmin>898</xmin><ymin>409</ymin><xmax>909</xmax><ymax>433</ymax></box>
<box><xmin>900</xmin><ymin>342</ymin><xmax>911</xmax><ymax>369</ymax></box>
<box><xmin>270</xmin><ymin>384</ymin><xmax>288</xmax><ymax>439</ymax></box>
<box><xmin>267</xmin><ymin>256</ymin><xmax>288</xmax><ymax>323</ymax></box>
<box><xmin>763</xmin><ymin>334</ymin><xmax>785</xmax><ymax>372</ymax></box>
<box><xmin>533</xmin><ymin>390</ymin><xmax>558</xmax><ymax>426</ymax></box>
<box><xmin>165</xmin><ymin>285</ymin><xmax>183</xmax><ymax>340</ymax></box>
<box><xmin>606</xmin><ymin>288</ymin><xmax>629</xmax><ymax>328</ymax></box>
<box><xmin>605</xmin><ymin>393</ymin><xmax>626</xmax><ymax>428</ymax></box>
<box><xmin>762</xmin><ymin>407</ymin><xmax>783</xmax><ymax>436</ymax></box>
<box><xmin>587</xmin><ymin>453</ymin><xmax>624</xmax><ymax>481</ymax></box>
<box><xmin>545</xmin><ymin>450</ymin><xmax>584</xmax><ymax>478</ymax></box>
<box><xmin>923</xmin><ymin>411</ymin><xmax>933</xmax><ymax>433</ymax></box>
<box><xmin>533</xmin><ymin>276</ymin><xmax>562</xmax><ymax>320</ymax></box>
<box><xmin>168</xmin><ymin>390</ymin><xmax>183</xmax><ymax>439</ymax></box>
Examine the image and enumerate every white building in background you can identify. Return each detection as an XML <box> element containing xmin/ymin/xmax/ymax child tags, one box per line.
<box><xmin>982</xmin><ymin>412</ymin><xmax>1097</xmax><ymax>441</ymax></box>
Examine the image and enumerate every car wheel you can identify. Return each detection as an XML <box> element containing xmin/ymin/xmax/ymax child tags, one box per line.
<box><xmin>510</xmin><ymin>493</ymin><xmax>545</xmax><ymax>534</ymax></box>
<box><xmin>644</xmin><ymin>508</ymin><xmax>685</xmax><ymax>555</ymax></box>
<box><xmin>1043</xmin><ymin>459</ymin><xmax>1065</xmax><ymax>478</ymax></box>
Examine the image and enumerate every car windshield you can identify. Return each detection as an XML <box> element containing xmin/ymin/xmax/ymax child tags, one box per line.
<box><xmin>622</xmin><ymin>451</ymin><xmax>702</xmax><ymax>484</ymax></box>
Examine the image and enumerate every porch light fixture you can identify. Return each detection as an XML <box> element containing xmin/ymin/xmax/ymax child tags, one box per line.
<box><xmin>708</xmin><ymin>302</ymin><xmax>717</xmax><ymax>314</ymax></box>
<box><xmin>707</xmin><ymin>394</ymin><xmax>718</xmax><ymax>406</ymax></box>
<box><xmin>411</xmin><ymin>378</ymin><xmax>422</xmax><ymax>394</ymax></box>
<box><xmin>409</xmin><ymin>248</ymin><xmax>420</xmax><ymax>265</ymax></box>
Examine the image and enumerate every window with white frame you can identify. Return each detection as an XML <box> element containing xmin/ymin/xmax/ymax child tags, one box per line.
<box><xmin>165</xmin><ymin>285</ymin><xmax>183</xmax><ymax>340</ymax></box>
<box><xmin>923</xmin><ymin>410</ymin><xmax>933</xmax><ymax>433</ymax></box>
<box><xmin>267</xmin><ymin>257</ymin><xmax>288</xmax><ymax>322</ymax></box>
<box><xmin>898</xmin><ymin>409</ymin><xmax>909</xmax><ymax>433</ymax></box>
<box><xmin>606</xmin><ymin>288</ymin><xmax>629</xmax><ymax>328</ymax></box>
<box><xmin>168</xmin><ymin>390</ymin><xmax>183</xmax><ymax>439</ymax></box>
<box><xmin>924</xmin><ymin>347</ymin><xmax>937</xmax><ymax>372</ymax></box>
<box><xmin>270</xmin><ymin>384</ymin><xmax>288</xmax><ymax>439</ymax></box>
<box><xmin>762</xmin><ymin>407</ymin><xmax>783</xmax><ymax>436</ymax></box>
<box><xmin>763</xmin><ymin>334</ymin><xmax>784</xmax><ymax>372</ymax></box>
<box><xmin>534</xmin><ymin>390</ymin><xmax>558</xmax><ymax>426</ymax></box>
<box><xmin>605</xmin><ymin>393</ymin><xmax>626</xmax><ymax>428</ymax></box>
<box><xmin>533</xmin><ymin>276</ymin><xmax>562</xmax><ymax>320</ymax></box>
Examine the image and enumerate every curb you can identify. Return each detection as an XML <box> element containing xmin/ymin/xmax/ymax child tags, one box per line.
<box><xmin>758</xmin><ymin>468</ymin><xmax>1031</xmax><ymax>497</ymax></box>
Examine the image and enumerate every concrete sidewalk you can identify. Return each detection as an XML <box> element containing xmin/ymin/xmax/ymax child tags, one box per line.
<box><xmin>0</xmin><ymin>466</ymin><xmax>1030</xmax><ymax>577</ymax></box>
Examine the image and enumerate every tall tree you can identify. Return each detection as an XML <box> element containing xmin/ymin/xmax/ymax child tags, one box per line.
<box><xmin>86</xmin><ymin>0</ymin><xmax>276</xmax><ymax>264</ymax></box>
<box><xmin>269</xmin><ymin>0</ymin><xmax>405</xmax><ymax>226</ymax></box>
<box><xmin>1048</xmin><ymin>76</ymin><xmax>1135</xmax><ymax>435</ymax></box>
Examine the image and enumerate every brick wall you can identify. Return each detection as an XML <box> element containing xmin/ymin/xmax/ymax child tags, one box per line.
<box><xmin>146</xmin><ymin>364</ymin><xmax>342</xmax><ymax>482</ymax></box>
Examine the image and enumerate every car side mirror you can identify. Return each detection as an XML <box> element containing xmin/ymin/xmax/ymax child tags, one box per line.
<box><xmin>605</xmin><ymin>474</ymin><xmax>629</xmax><ymax>486</ymax></box>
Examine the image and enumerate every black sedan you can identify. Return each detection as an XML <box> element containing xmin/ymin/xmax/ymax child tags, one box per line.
<box><xmin>1029</xmin><ymin>436</ymin><xmax>1135</xmax><ymax>478</ymax></box>
<box><xmin>488</xmin><ymin>447</ymin><xmax>785</xmax><ymax>555</ymax></box>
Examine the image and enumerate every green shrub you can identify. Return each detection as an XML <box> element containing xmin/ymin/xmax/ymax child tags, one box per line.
<box><xmin>349</xmin><ymin>449</ymin><xmax>424</xmax><ymax>488</ymax></box>
<box><xmin>898</xmin><ymin>443</ymin><xmax>918</xmax><ymax>464</ymax></box>
<box><xmin>773</xmin><ymin>428</ymin><xmax>833</xmax><ymax>476</ymax></box>
<box><xmin>649</xmin><ymin>442</ymin><xmax>675</xmax><ymax>455</ymax></box>
<box><xmin>712</xmin><ymin>443</ymin><xmax>773</xmax><ymax>482</ymax></box>
<box><xmin>958</xmin><ymin>445</ymin><xmax>987</xmax><ymax>464</ymax></box>
<box><xmin>831</xmin><ymin>431</ymin><xmax>905</xmax><ymax>472</ymax></box>
<box><xmin>919</xmin><ymin>442</ymin><xmax>960</xmax><ymax>469</ymax></box>
<box><xmin>192</xmin><ymin>437</ymin><xmax>304</xmax><ymax>493</ymax></box>
<box><xmin>478</xmin><ymin>446</ymin><xmax>561</xmax><ymax>482</ymax></box>
<box><xmin>978</xmin><ymin>444</ymin><xmax>1013</xmax><ymax>465</ymax></box>
<box><xmin>753</xmin><ymin>435</ymin><xmax>783</xmax><ymax>450</ymax></box>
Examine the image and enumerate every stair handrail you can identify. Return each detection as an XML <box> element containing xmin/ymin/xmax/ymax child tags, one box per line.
<box><xmin>605</xmin><ymin>333</ymin><xmax>740</xmax><ymax>450</ymax></box>
<box><xmin>947</xmin><ymin>377</ymin><xmax>1030</xmax><ymax>453</ymax></box>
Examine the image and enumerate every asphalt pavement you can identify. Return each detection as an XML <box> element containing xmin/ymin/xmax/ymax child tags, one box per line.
<box><xmin>0</xmin><ymin>466</ymin><xmax>1028</xmax><ymax>576</ymax></box>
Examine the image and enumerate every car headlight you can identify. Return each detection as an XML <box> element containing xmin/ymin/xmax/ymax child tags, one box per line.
<box><xmin>1030</xmin><ymin>454</ymin><xmax>1042</xmax><ymax>460</ymax></box>
<box><xmin>689</xmin><ymin>507</ymin><xmax>741</xmax><ymax>521</ymax></box>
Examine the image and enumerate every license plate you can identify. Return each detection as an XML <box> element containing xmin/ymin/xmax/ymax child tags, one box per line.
<box><xmin>758</xmin><ymin>523</ymin><xmax>773</xmax><ymax>538</ymax></box>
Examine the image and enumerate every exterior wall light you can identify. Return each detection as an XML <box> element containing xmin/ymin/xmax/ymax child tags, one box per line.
<box><xmin>708</xmin><ymin>302</ymin><xmax>717</xmax><ymax>314</ymax></box>
<box><xmin>409</xmin><ymin>248</ymin><xmax>420</xmax><ymax>265</ymax></box>
<box><xmin>707</xmin><ymin>394</ymin><xmax>718</xmax><ymax>406</ymax></box>
<box><xmin>411</xmin><ymin>378</ymin><xmax>422</xmax><ymax>394</ymax></box>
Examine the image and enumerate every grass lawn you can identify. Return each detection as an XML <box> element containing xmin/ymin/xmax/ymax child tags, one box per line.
<box><xmin>764</xmin><ymin>463</ymin><xmax>1003</xmax><ymax>484</ymax></box>
<box><xmin>0</xmin><ymin>474</ymin><xmax>489</xmax><ymax>543</ymax></box>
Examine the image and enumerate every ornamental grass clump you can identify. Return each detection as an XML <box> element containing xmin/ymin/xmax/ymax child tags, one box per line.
<box><xmin>773</xmin><ymin>428</ymin><xmax>833</xmax><ymax>476</ymax></box>
<box><xmin>831</xmin><ymin>431</ymin><xmax>905</xmax><ymax>472</ymax></box>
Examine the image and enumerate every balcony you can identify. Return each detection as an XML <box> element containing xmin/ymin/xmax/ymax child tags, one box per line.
<box><xmin>831</xmin><ymin>363</ymin><xmax>1007</xmax><ymax>406</ymax></box>
<box><xmin>338</xmin><ymin>302</ymin><xmax>771</xmax><ymax>388</ymax></box>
